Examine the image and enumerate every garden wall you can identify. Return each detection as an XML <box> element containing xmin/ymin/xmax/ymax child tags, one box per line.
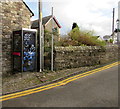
<box><xmin>54</xmin><ymin>45</ymin><xmax>119</xmax><ymax>70</ymax></box>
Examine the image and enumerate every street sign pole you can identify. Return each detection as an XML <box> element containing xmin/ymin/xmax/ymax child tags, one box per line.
<box><xmin>112</xmin><ymin>8</ymin><xmax>115</xmax><ymax>34</ymax></box>
<box><xmin>38</xmin><ymin>0</ymin><xmax>42</xmax><ymax>72</ymax></box>
<box><xmin>51</xmin><ymin>7</ymin><xmax>54</xmax><ymax>71</ymax></box>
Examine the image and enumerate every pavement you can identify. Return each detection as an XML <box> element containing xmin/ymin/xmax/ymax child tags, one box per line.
<box><xmin>2</xmin><ymin>63</ymin><xmax>119</xmax><ymax>107</ymax></box>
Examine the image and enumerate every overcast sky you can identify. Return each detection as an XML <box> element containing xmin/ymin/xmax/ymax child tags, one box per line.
<box><xmin>24</xmin><ymin>0</ymin><xmax>119</xmax><ymax>36</ymax></box>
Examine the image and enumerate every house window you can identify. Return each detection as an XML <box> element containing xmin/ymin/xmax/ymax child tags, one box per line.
<box><xmin>52</xmin><ymin>27</ymin><xmax>58</xmax><ymax>33</ymax></box>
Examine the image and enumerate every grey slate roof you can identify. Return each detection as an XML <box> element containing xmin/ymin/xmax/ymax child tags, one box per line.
<box><xmin>31</xmin><ymin>15</ymin><xmax>52</xmax><ymax>29</ymax></box>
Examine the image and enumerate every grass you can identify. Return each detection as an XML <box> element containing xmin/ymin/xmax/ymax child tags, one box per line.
<box><xmin>2</xmin><ymin>65</ymin><xmax>100</xmax><ymax>94</ymax></box>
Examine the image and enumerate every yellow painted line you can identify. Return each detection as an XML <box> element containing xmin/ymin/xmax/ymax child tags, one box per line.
<box><xmin>0</xmin><ymin>61</ymin><xmax>119</xmax><ymax>102</ymax></box>
<box><xmin>0</xmin><ymin>62</ymin><xmax>119</xmax><ymax>100</ymax></box>
<box><xmin>62</xmin><ymin>63</ymin><xmax>118</xmax><ymax>83</ymax></box>
<box><xmin>0</xmin><ymin>61</ymin><xmax>118</xmax><ymax>97</ymax></box>
<box><xmin>1</xmin><ymin>62</ymin><xmax>118</xmax><ymax>102</ymax></box>
<box><xmin>1</xmin><ymin>83</ymin><xmax>62</xmax><ymax>102</ymax></box>
<box><xmin>0</xmin><ymin>82</ymin><xmax>58</xmax><ymax>99</ymax></box>
<box><xmin>1</xmin><ymin>81</ymin><xmax>71</xmax><ymax>101</ymax></box>
<box><xmin>0</xmin><ymin>64</ymin><xmax>106</xmax><ymax>99</ymax></box>
<box><xmin>1</xmin><ymin>61</ymin><xmax>118</xmax><ymax>100</ymax></box>
<box><xmin>60</xmin><ymin>62</ymin><xmax>118</xmax><ymax>83</ymax></box>
<box><xmin>63</xmin><ymin>64</ymin><xmax>118</xmax><ymax>84</ymax></box>
<box><xmin>0</xmin><ymin>65</ymin><xmax>110</xmax><ymax>99</ymax></box>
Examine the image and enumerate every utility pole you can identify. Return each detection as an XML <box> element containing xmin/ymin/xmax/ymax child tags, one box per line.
<box><xmin>117</xmin><ymin>19</ymin><xmax>119</xmax><ymax>44</ymax></box>
<box><xmin>51</xmin><ymin>7</ymin><xmax>54</xmax><ymax>71</ymax></box>
<box><xmin>117</xmin><ymin>1</ymin><xmax>120</xmax><ymax>44</ymax></box>
<box><xmin>38</xmin><ymin>0</ymin><xmax>42</xmax><ymax>72</ymax></box>
<box><xmin>112</xmin><ymin>8</ymin><xmax>115</xmax><ymax>34</ymax></box>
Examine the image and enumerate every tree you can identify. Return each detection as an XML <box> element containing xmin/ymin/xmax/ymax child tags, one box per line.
<box><xmin>72</xmin><ymin>22</ymin><xmax>79</xmax><ymax>30</ymax></box>
<box><xmin>56</xmin><ymin>23</ymin><xmax>106</xmax><ymax>47</ymax></box>
<box><xmin>69</xmin><ymin>25</ymin><xmax>106</xmax><ymax>46</ymax></box>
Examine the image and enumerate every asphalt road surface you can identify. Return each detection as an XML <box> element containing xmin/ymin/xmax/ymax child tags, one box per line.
<box><xmin>3</xmin><ymin>65</ymin><xmax>119</xmax><ymax>107</ymax></box>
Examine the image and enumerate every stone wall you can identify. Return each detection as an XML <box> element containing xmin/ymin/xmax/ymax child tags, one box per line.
<box><xmin>54</xmin><ymin>45</ymin><xmax>119</xmax><ymax>70</ymax></box>
<box><xmin>1</xmin><ymin>0</ymin><xmax>32</xmax><ymax>73</ymax></box>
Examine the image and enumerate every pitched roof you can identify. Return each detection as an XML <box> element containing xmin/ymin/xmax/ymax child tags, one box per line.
<box><xmin>23</xmin><ymin>0</ymin><xmax>34</xmax><ymax>16</ymax></box>
<box><xmin>31</xmin><ymin>15</ymin><xmax>61</xmax><ymax>29</ymax></box>
<box><xmin>43</xmin><ymin>15</ymin><xmax>52</xmax><ymax>25</ymax></box>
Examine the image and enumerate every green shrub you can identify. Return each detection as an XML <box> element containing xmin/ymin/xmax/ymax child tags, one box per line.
<box><xmin>109</xmin><ymin>39</ymin><xmax>114</xmax><ymax>43</ymax></box>
<box><xmin>55</xmin><ymin>38</ymin><xmax>79</xmax><ymax>47</ymax></box>
<box><xmin>54</xmin><ymin>24</ymin><xmax>106</xmax><ymax>47</ymax></box>
<box><xmin>69</xmin><ymin>27</ymin><xmax>80</xmax><ymax>40</ymax></box>
<box><xmin>68</xmin><ymin>27</ymin><xmax>106</xmax><ymax>46</ymax></box>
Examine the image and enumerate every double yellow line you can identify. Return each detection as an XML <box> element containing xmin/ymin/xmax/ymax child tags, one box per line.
<box><xmin>0</xmin><ymin>61</ymin><xmax>119</xmax><ymax>102</ymax></box>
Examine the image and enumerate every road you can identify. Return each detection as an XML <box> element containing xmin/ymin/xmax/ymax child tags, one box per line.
<box><xmin>2</xmin><ymin>64</ymin><xmax>118</xmax><ymax>107</ymax></box>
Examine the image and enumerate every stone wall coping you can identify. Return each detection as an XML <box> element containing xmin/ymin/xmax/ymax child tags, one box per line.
<box><xmin>55</xmin><ymin>45</ymin><xmax>118</xmax><ymax>51</ymax></box>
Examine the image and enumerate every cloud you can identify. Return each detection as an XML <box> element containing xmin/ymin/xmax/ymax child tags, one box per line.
<box><xmin>25</xmin><ymin>0</ymin><xmax>119</xmax><ymax>36</ymax></box>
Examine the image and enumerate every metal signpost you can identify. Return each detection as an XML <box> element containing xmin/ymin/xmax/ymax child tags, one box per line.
<box><xmin>38</xmin><ymin>0</ymin><xmax>42</xmax><ymax>72</ymax></box>
<box><xmin>112</xmin><ymin>8</ymin><xmax>115</xmax><ymax>34</ymax></box>
<box><xmin>51</xmin><ymin>7</ymin><xmax>54</xmax><ymax>71</ymax></box>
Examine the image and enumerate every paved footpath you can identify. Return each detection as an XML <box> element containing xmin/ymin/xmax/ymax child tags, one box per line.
<box><xmin>2</xmin><ymin>63</ymin><xmax>119</xmax><ymax>107</ymax></box>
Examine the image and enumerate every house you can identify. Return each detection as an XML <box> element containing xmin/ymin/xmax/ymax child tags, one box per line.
<box><xmin>111</xmin><ymin>28</ymin><xmax>120</xmax><ymax>44</ymax></box>
<box><xmin>103</xmin><ymin>34</ymin><xmax>117</xmax><ymax>44</ymax></box>
<box><xmin>103</xmin><ymin>35</ymin><xmax>112</xmax><ymax>42</ymax></box>
<box><xmin>93</xmin><ymin>36</ymin><xmax>103</xmax><ymax>41</ymax></box>
<box><xmin>1</xmin><ymin>0</ymin><xmax>34</xmax><ymax>73</ymax></box>
<box><xmin>31</xmin><ymin>15</ymin><xmax>61</xmax><ymax>35</ymax></box>
<box><xmin>97</xmin><ymin>36</ymin><xmax>103</xmax><ymax>41</ymax></box>
<box><xmin>111</xmin><ymin>31</ymin><xmax>117</xmax><ymax>44</ymax></box>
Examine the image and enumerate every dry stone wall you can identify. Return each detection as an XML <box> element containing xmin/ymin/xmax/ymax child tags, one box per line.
<box><xmin>1</xmin><ymin>0</ymin><xmax>32</xmax><ymax>73</ymax></box>
<box><xmin>54</xmin><ymin>45</ymin><xmax>119</xmax><ymax>70</ymax></box>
